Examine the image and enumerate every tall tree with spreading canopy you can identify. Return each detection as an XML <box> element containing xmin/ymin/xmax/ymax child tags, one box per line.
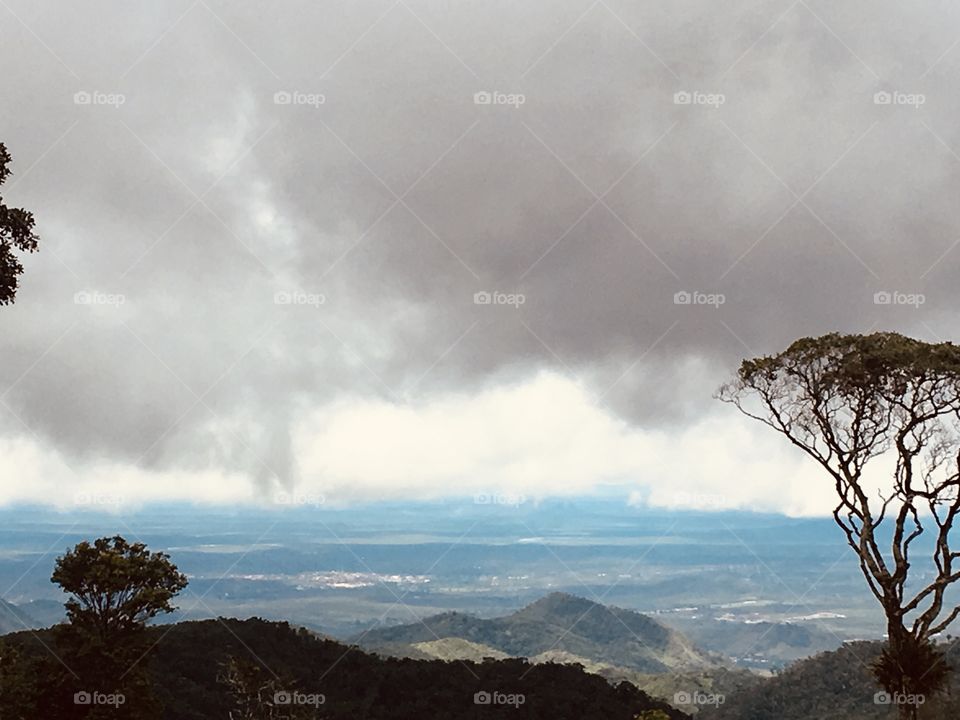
<box><xmin>52</xmin><ymin>535</ymin><xmax>188</xmax><ymax>647</ymax></box>
<box><xmin>50</xmin><ymin>535</ymin><xmax>188</xmax><ymax>719</ymax></box>
<box><xmin>0</xmin><ymin>142</ymin><xmax>40</xmax><ymax>305</ymax></box>
<box><xmin>720</xmin><ymin>332</ymin><xmax>960</xmax><ymax>719</ymax></box>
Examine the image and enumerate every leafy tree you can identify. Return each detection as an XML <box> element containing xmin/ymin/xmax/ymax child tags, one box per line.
<box><xmin>0</xmin><ymin>142</ymin><xmax>40</xmax><ymax>305</ymax></box>
<box><xmin>49</xmin><ymin>535</ymin><xmax>188</xmax><ymax>719</ymax></box>
<box><xmin>52</xmin><ymin>535</ymin><xmax>188</xmax><ymax>648</ymax></box>
<box><xmin>720</xmin><ymin>332</ymin><xmax>960</xmax><ymax>719</ymax></box>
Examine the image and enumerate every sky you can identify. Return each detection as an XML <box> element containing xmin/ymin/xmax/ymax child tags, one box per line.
<box><xmin>2</xmin><ymin>0</ymin><xmax>960</xmax><ymax>515</ymax></box>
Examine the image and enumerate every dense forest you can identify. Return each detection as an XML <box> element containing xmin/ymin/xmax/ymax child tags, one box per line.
<box><xmin>1</xmin><ymin>617</ymin><xmax>687</xmax><ymax>720</ymax></box>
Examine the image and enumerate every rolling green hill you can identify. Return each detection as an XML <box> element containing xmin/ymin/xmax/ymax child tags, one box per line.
<box><xmin>356</xmin><ymin>592</ymin><xmax>727</xmax><ymax>673</ymax></box>
<box><xmin>353</xmin><ymin>592</ymin><xmax>762</xmax><ymax>713</ymax></box>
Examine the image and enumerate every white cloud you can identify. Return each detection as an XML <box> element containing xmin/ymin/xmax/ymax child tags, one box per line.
<box><xmin>0</xmin><ymin>372</ymin><xmax>840</xmax><ymax>515</ymax></box>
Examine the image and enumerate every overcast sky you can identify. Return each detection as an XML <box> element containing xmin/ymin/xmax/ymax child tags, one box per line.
<box><xmin>2</xmin><ymin>0</ymin><xmax>960</xmax><ymax>515</ymax></box>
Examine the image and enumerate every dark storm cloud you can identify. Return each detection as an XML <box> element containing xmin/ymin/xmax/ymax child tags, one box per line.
<box><xmin>2</xmin><ymin>0</ymin><xmax>960</xmax><ymax>485</ymax></box>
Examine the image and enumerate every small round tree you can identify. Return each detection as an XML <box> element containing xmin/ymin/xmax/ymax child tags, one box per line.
<box><xmin>720</xmin><ymin>332</ymin><xmax>960</xmax><ymax>719</ymax></box>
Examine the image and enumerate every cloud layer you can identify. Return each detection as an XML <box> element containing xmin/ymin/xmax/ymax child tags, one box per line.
<box><xmin>3</xmin><ymin>1</ymin><xmax>960</xmax><ymax>510</ymax></box>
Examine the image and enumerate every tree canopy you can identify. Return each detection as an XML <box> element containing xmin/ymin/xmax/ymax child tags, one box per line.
<box><xmin>51</xmin><ymin>535</ymin><xmax>188</xmax><ymax>646</ymax></box>
<box><xmin>0</xmin><ymin>142</ymin><xmax>40</xmax><ymax>305</ymax></box>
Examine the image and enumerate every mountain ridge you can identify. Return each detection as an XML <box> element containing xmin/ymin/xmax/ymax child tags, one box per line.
<box><xmin>354</xmin><ymin>592</ymin><xmax>729</xmax><ymax>674</ymax></box>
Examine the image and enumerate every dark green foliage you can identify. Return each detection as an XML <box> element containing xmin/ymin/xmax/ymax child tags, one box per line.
<box><xmin>736</xmin><ymin>332</ymin><xmax>960</xmax><ymax>393</ymax></box>
<box><xmin>37</xmin><ymin>536</ymin><xmax>190</xmax><ymax>719</ymax></box>
<box><xmin>51</xmin><ymin>536</ymin><xmax>188</xmax><ymax>645</ymax></box>
<box><xmin>872</xmin><ymin>636</ymin><xmax>950</xmax><ymax>704</ymax></box>
<box><xmin>0</xmin><ymin>142</ymin><xmax>40</xmax><ymax>305</ymax></box>
<box><xmin>710</xmin><ymin>641</ymin><xmax>960</xmax><ymax>720</ymax></box>
<box><xmin>0</xmin><ymin>618</ymin><xmax>691</xmax><ymax>719</ymax></box>
<box><xmin>0</xmin><ymin>639</ymin><xmax>39</xmax><ymax>719</ymax></box>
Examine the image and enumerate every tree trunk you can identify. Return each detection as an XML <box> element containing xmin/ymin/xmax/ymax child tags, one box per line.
<box><xmin>887</xmin><ymin>622</ymin><xmax>918</xmax><ymax>720</ymax></box>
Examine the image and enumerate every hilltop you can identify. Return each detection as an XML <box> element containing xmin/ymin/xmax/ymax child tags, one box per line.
<box><xmin>355</xmin><ymin>592</ymin><xmax>726</xmax><ymax>673</ymax></box>
<box><xmin>353</xmin><ymin>592</ymin><xmax>761</xmax><ymax>713</ymax></box>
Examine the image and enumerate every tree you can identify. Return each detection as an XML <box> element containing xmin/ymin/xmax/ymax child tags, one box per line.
<box><xmin>720</xmin><ymin>332</ymin><xmax>960</xmax><ymax>719</ymax></box>
<box><xmin>52</xmin><ymin>536</ymin><xmax>188</xmax><ymax>647</ymax></box>
<box><xmin>218</xmin><ymin>655</ymin><xmax>318</xmax><ymax>720</ymax></box>
<box><xmin>50</xmin><ymin>536</ymin><xmax>188</xmax><ymax>719</ymax></box>
<box><xmin>0</xmin><ymin>142</ymin><xmax>40</xmax><ymax>305</ymax></box>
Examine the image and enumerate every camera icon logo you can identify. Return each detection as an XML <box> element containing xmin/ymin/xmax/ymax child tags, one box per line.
<box><xmin>274</xmin><ymin>691</ymin><xmax>292</xmax><ymax>705</ymax></box>
<box><xmin>873</xmin><ymin>291</ymin><xmax>892</xmax><ymax>305</ymax></box>
<box><xmin>874</xmin><ymin>692</ymin><xmax>891</xmax><ymax>705</ymax></box>
<box><xmin>673</xmin><ymin>91</ymin><xmax>692</xmax><ymax>105</ymax></box>
<box><xmin>74</xmin><ymin>91</ymin><xmax>92</xmax><ymax>105</ymax></box>
<box><xmin>474</xmin><ymin>291</ymin><xmax>492</xmax><ymax>305</ymax></box>
<box><xmin>474</xmin><ymin>691</ymin><xmax>492</xmax><ymax>705</ymax></box>
<box><xmin>674</xmin><ymin>291</ymin><xmax>692</xmax><ymax>305</ymax></box>
<box><xmin>274</xmin><ymin>91</ymin><xmax>292</xmax><ymax>105</ymax></box>
<box><xmin>874</xmin><ymin>91</ymin><xmax>892</xmax><ymax>105</ymax></box>
<box><xmin>674</xmin><ymin>691</ymin><xmax>692</xmax><ymax>705</ymax></box>
<box><xmin>74</xmin><ymin>691</ymin><xmax>92</xmax><ymax>705</ymax></box>
<box><xmin>474</xmin><ymin>91</ymin><xmax>492</xmax><ymax>105</ymax></box>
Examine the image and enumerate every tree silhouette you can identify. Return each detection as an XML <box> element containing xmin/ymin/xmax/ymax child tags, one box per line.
<box><xmin>0</xmin><ymin>142</ymin><xmax>40</xmax><ymax>305</ymax></box>
<box><xmin>50</xmin><ymin>535</ymin><xmax>188</xmax><ymax>719</ymax></box>
<box><xmin>721</xmin><ymin>332</ymin><xmax>960</xmax><ymax>719</ymax></box>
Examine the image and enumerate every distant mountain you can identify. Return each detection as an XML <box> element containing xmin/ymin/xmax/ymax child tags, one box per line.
<box><xmin>355</xmin><ymin>592</ymin><xmax>725</xmax><ymax>673</ymax></box>
<box><xmin>13</xmin><ymin>598</ymin><xmax>64</xmax><ymax>627</ymax></box>
<box><xmin>3</xmin><ymin>617</ymin><xmax>691</xmax><ymax>720</ymax></box>
<box><xmin>351</xmin><ymin>592</ymin><xmax>763</xmax><ymax>713</ymax></box>
<box><xmin>0</xmin><ymin>598</ymin><xmax>38</xmax><ymax>634</ymax></box>
<box><xmin>665</xmin><ymin>616</ymin><xmax>845</xmax><ymax>669</ymax></box>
